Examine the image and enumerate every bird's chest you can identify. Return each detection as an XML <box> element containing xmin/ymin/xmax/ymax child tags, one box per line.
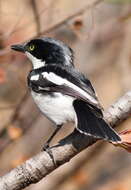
<box><xmin>31</xmin><ymin>91</ymin><xmax>76</xmax><ymax>125</ymax></box>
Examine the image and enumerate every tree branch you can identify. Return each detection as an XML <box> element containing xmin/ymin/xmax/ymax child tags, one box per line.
<box><xmin>39</xmin><ymin>0</ymin><xmax>103</xmax><ymax>36</ymax></box>
<box><xmin>0</xmin><ymin>91</ymin><xmax>131</xmax><ymax>190</ymax></box>
<box><xmin>31</xmin><ymin>0</ymin><xmax>41</xmax><ymax>35</ymax></box>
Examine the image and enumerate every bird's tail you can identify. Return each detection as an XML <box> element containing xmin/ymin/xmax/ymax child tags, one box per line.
<box><xmin>73</xmin><ymin>100</ymin><xmax>121</xmax><ymax>143</ymax></box>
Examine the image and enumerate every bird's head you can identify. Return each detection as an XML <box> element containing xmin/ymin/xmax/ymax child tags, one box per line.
<box><xmin>11</xmin><ymin>37</ymin><xmax>74</xmax><ymax>69</ymax></box>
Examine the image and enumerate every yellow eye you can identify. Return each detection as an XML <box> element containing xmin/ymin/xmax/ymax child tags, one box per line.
<box><xmin>29</xmin><ymin>44</ymin><xmax>35</xmax><ymax>51</ymax></box>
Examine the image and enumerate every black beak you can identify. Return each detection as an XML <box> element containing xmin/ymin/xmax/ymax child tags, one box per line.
<box><xmin>11</xmin><ymin>44</ymin><xmax>25</xmax><ymax>53</ymax></box>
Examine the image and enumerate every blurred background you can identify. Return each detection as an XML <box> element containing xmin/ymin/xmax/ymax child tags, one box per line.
<box><xmin>0</xmin><ymin>0</ymin><xmax>131</xmax><ymax>189</ymax></box>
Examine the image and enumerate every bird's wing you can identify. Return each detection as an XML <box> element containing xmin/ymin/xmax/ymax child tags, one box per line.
<box><xmin>29</xmin><ymin>65</ymin><xmax>103</xmax><ymax>116</ymax></box>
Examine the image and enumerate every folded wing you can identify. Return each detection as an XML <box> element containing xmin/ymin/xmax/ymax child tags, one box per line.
<box><xmin>29</xmin><ymin>65</ymin><xmax>103</xmax><ymax>117</ymax></box>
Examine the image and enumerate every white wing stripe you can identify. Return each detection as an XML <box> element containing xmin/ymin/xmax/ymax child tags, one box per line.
<box><xmin>31</xmin><ymin>74</ymin><xmax>39</xmax><ymax>81</ymax></box>
<box><xmin>42</xmin><ymin>72</ymin><xmax>98</xmax><ymax>105</ymax></box>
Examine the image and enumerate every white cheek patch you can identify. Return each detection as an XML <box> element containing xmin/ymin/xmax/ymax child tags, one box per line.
<box><xmin>26</xmin><ymin>52</ymin><xmax>45</xmax><ymax>69</ymax></box>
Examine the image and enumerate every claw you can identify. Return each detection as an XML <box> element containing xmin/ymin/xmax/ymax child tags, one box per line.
<box><xmin>42</xmin><ymin>142</ymin><xmax>50</xmax><ymax>151</ymax></box>
<box><xmin>42</xmin><ymin>143</ymin><xmax>57</xmax><ymax>167</ymax></box>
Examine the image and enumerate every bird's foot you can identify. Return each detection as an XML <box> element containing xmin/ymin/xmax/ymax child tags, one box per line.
<box><xmin>42</xmin><ymin>142</ymin><xmax>50</xmax><ymax>151</ymax></box>
<box><xmin>42</xmin><ymin>143</ymin><xmax>57</xmax><ymax>167</ymax></box>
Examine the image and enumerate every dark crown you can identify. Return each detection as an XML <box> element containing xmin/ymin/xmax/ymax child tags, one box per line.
<box><xmin>25</xmin><ymin>37</ymin><xmax>74</xmax><ymax>66</ymax></box>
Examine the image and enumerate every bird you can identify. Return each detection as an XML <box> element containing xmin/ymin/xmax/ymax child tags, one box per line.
<box><xmin>11</xmin><ymin>37</ymin><xmax>121</xmax><ymax>150</ymax></box>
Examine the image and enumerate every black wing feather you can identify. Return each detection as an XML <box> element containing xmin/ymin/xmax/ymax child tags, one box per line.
<box><xmin>73</xmin><ymin>100</ymin><xmax>121</xmax><ymax>142</ymax></box>
<box><xmin>29</xmin><ymin>65</ymin><xmax>103</xmax><ymax>117</ymax></box>
<box><xmin>32</xmin><ymin>65</ymin><xmax>96</xmax><ymax>98</ymax></box>
<box><xmin>28</xmin><ymin>65</ymin><xmax>121</xmax><ymax>142</ymax></box>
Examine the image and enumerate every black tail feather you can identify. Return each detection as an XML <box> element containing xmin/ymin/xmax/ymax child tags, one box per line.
<box><xmin>73</xmin><ymin>100</ymin><xmax>121</xmax><ymax>143</ymax></box>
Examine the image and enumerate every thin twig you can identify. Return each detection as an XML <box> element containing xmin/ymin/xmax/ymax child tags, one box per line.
<box><xmin>0</xmin><ymin>92</ymin><xmax>29</xmax><ymax>152</ymax></box>
<box><xmin>0</xmin><ymin>91</ymin><xmax>131</xmax><ymax>190</ymax></box>
<box><xmin>31</xmin><ymin>0</ymin><xmax>41</xmax><ymax>35</ymax></box>
<box><xmin>39</xmin><ymin>0</ymin><xmax>103</xmax><ymax>36</ymax></box>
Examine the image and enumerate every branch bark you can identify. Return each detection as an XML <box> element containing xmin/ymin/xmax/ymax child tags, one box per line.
<box><xmin>0</xmin><ymin>91</ymin><xmax>131</xmax><ymax>190</ymax></box>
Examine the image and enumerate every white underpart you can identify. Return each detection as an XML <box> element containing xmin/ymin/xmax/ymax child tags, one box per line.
<box><xmin>26</xmin><ymin>52</ymin><xmax>45</xmax><ymax>69</ymax></box>
<box><xmin>42</xmin><ymin>72</ymin><xmax>98</xmax><ymax>105</ymax></box>
<box><xmin>31</xmin><ymin>91</ymin><xmax>77</xmax><ymax>125</ymax></box>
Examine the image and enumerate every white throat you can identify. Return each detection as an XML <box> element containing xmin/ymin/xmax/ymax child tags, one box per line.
<box><xmin>26</xmin><ymin>52</ymin><xmax>45</xmax><ymax>69</ymax></box>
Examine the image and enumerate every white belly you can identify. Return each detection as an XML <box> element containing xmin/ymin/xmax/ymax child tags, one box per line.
<box><xmin>31</xmin><ymin>91</ymin><xmax>76</xmax><ymax>125</ymax></box>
